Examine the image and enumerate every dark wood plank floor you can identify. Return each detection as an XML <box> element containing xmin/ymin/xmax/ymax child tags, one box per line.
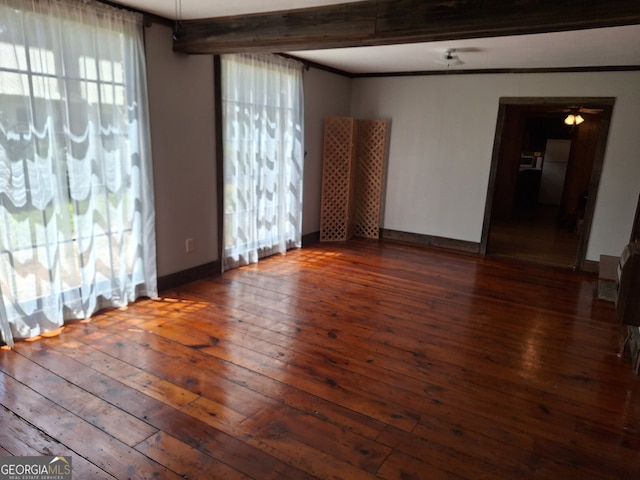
<box><xmin>488</xmin><ymin>205</ymin><xmax>580</xmax><ymax>268</ymax></box>
<box><xmin>1</xmin><ymin>239</ymin><xmax>639</xmax><ymax>479</ymax></box>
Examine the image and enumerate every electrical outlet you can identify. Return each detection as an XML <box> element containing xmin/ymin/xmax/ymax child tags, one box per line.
<box><xmin>185</xmin><ymin>238</ymin><xmax>194</xmax><ymax>253</ymax></box>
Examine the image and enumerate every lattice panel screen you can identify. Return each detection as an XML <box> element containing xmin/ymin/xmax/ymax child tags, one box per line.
<box><xmin>320</xmin><ymin>117</ymin><xmax>356</xmax><ymax>241</ymax></box>
<box><xmin>354</xmin><ymin>120</ymin><xmax>389</xmax><ymax>239</ymax></box>
<box><xmin>320</xmin><ymin>116</ymin><xmax>389</xmax><ymax>242</ymax></box>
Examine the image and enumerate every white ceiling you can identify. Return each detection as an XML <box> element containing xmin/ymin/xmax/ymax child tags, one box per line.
<box><xmin>291</xmin><ymin>25</ymin><xmax>640</xmax><ymax>75</ymax></box>
<box><xmin>110</xmin><ymin>0</ymin><xmax>640</xmax><ymax>75</ymax></box>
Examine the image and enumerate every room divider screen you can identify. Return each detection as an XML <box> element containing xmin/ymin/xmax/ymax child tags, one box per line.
<box><xmin>320</xmin><ymin>116</ymin><xmax>389</xmax><ymax>242</ymax></box>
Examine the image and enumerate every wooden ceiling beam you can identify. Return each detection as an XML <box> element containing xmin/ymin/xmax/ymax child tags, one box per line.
<box><xmin>173</xmin><ymin>0</ymin><xmax>640</xmax><ymax>54</ymax></box>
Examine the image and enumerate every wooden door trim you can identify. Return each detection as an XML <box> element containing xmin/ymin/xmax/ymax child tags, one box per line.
<box><xmin>480</xmin><ymin>97</ymin><xmax>615</xmax><ymax>270</ymax></box>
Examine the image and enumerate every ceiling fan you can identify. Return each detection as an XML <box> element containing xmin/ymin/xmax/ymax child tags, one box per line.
<box><xmin>434</xmin><ymin>47</ymin><xmax>482</xmax><ymax>67</ymax></box>
<box><xmin>435</xmin><ymin>49</ymin><xmax>464</xmax><ymax>67</ymax></box>
<box><xmin>562</xmin><ymin>106</ymin><xmax>602</xmax><ymax>126</ymax></box>
<box><xmin>563</xmin><ymin>106</ymin><xmax>603</xmax><ymax>115</ymax></box>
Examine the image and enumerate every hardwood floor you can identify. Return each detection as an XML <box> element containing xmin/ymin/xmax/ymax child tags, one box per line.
<box><xmin>488</xmin><ymin>205</ymin><xmax>580</xmax><ymax>268</ymax></box>
<box><xmin>1</xmin><ymin>239</ymin><xmax>639</xmax><ymax>479</ymax></box>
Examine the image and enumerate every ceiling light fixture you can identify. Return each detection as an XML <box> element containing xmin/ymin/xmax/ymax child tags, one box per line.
<box><xmin>436</xmin><ymin>49</ymin><xmax>464</xmax><ymax>68</ymax></box>
<box><xmin>564</xmin><ymin>113</ymin><xmax>585</xmax><ymax>126</ymax></box>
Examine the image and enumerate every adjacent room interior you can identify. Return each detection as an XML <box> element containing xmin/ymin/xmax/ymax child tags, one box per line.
<box><xmin>485</xmin><ymin>100</ymin><xmax>612</xmax><ymax>269</ymax></box>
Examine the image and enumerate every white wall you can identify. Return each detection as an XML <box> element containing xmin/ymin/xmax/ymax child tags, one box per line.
<box><xmin>350</xmin><ymin>71</ymin><xmax>640</xmax><ymax>261</ymax></box>
<box><xmin>302</xmin><ymin>67</ymin><xmax>352</xmax><ymax>235</ymax></box>
<box><xmin>145</xmin><ymin>45</ymin><xmax>351</xmax><ymax>276</ymax></box>
<box><xmin>143</xmin><ymin>29</ymin><xmax>640</xmax><ymax>273</ymax></box>
<box><xmin>145</xmin><ymin>23</ymin><xmax>218</xmax><ymax>276</ymax></box>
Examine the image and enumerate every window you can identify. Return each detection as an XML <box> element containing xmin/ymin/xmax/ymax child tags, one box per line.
<box><xmin>221</xmin><ymin>54</ymin><xmax>304</xmax><ymax>270</ymax></box>
<box><xmin>0</xmin><ymin>0</ymin><xmax>156</xmax><ymax>346</ymax></box>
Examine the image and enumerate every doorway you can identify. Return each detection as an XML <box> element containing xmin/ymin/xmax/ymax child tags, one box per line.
<box><xmin>481</xmin><ymin>97</ymin><xmax>615</xmax><ymax>270</ymax></box>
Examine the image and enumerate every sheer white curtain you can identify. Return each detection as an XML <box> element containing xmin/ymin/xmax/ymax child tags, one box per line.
<box><xmin>221</xmin><ymin>53</ymin><xmax>304</xmax><ymax>271</ymax></box>
<box><xmin>0</xmin><ymin>0</ymin><xmax>156</xmax><ymax>346</ymax></box>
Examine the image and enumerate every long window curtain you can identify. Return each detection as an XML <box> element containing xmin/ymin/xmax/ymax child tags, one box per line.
<box><xmin>0</xmin><ymin>0</ymin><xmax>157</xmax><ymax>347</ymax></box>
<box><xmin>221</xmin><ymin>53</ymin><xmax>304</xmax><ymax>271</ymax></box>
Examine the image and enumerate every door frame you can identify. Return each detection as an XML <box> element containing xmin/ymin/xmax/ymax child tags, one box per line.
<box><xmin>480</xmin><ymin>96</ymin><xmax>615</xmax><ymax>271</ymax></box>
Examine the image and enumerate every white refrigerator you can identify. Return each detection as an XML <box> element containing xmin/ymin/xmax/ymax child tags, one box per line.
<box><xmin>538</xmin><ymin>139</ymin><xmax>571</xmax><ymax>206</ymax></box>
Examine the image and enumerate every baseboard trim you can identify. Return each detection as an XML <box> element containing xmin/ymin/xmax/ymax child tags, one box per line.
<box><xmin>158</xmin><ymin>260</ymin><xmax>221</xmax><ymax>292</ymax></box>
<box><xmin>582</xmin><ymin>259</ymin><xmax>599</xmax><ymax>273</ymax></box>
<box><xmin>302</xmin><ymin>231</ymin><xmax>321</xmax><ymax>246</ymax></box>
<box><xmin>381</xmin><ymin>229</ymin><xmax>481</xmax><ymax>254</ymax></box>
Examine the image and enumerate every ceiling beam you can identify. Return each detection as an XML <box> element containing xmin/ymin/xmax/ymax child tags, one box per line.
<box><xmin>173</xmin><ymin>0</ymin><xmax>640</xmax><ymax>54</ymax></box>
